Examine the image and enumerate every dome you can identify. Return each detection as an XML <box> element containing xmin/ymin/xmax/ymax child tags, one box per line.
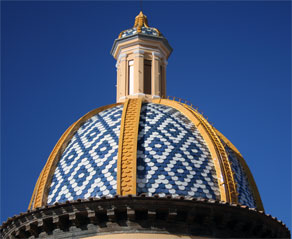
<box><xmin>29</xmin><ymin>99</ymin><xmax>262</xmax><ymax>211</ymax></box>
<box><xmin>3</xmin><ymin>10</ymin><xmax>290</xmax><ymax>239</ymax></box>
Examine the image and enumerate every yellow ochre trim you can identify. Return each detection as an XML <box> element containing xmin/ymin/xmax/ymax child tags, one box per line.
<box><xmin>31</xmin><ymin>103</ymin><xmax>122</xmax><ymax>209</ymax></box>
<box><xmin>33</xmin><ymin>123</ymin><xmax>75</xmax><ymax>208</ymax></box>
<box><xmin>28</xmin><ymin>168</ymin><xmax>43</xmax><ymax>210</ymax></box>
<box><xmin>215</xmin><ymin>129</ymin><xmax>243</xmax><ymax>157</ymax></box>
<box><xmin>153</xmin><ymin>99</ymin><xmax>238</xmax><ymax>204</ymax></box>
<box><xmin>183</xmin><ymin>105</ymin><xmax>238</xmax><ymax>204</ymax></box>
<box><xmin>117</xmin><ymin>99</ymin><xmax>129</xmax><ymax>194</ymax></box>
<box><xmin>236</xmin><ymin>153</ymin><xmax>264</xmax><ymax>211</ymax></box>
<box><xmin>215</xmin><ymin>129</ymin><xmax>264</xmax><ymax>211</ymax></box>
<box><xmin>117</xmin><ymin>98</ymin><xmax>142</xmax><ymax>195</ymax></box>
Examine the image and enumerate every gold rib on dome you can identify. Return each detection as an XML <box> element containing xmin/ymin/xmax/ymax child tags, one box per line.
<box><xmin>117</xmin><ymin>98</ymin><xmax>142</xmax><ymax>196</ymax></box>
<box><xmin>215</xmin><ymin>129</ymin><xmax>264</xmax><ymax>211</ymax></box>
<box><xmin>32</xmin><ymin>123</ymin><xmax>76</xmax><ymax>208</ymax></box>
<box><xmin>29</xmin><ymin>103</ymin><xmax>122</xmax><ymax>209</ymax></box>
<box><xmin>118</xmin><ymin>11</ymin><xmax>161</xmax><ymax>38</ymax></box>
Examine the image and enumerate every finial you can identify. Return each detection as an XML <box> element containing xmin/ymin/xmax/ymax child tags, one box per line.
<box><xmin>118</xmin><ymin>12</ymin><xmax>161</xmax><ymax>38</ymax></box>
<box><xmin>134</xmin><ymin>11</ymin><xmax>149</xmax><ymax>33</ymax></box>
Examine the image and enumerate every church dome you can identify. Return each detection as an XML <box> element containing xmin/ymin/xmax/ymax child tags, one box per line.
<box><xmin>3</xmin><ymin>10</ymin><xmax>290</xmax><ymax>239</ymax></box>
<box><xmin>29</xmin><ymin>99</ymin><xmax>263</xmax><ymax>211</ymax></box>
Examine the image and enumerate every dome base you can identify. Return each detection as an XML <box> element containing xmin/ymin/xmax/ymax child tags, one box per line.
<box><xmin>1</xmin><ymin>196</ymin><xmax>290</xmax><ymax>238</ymax></box>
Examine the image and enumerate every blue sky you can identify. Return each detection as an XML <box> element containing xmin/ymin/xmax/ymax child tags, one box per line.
<box><xmin>2</xmin><ymin>1</ymin><xmax>291</xmax><ymax>229</ymax></box>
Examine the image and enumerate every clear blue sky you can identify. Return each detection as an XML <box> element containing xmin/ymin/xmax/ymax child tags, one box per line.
<box><xmin>2</xmin><ymin>1</ymin><xmax>291</xmax><ymax>229</ymax></box>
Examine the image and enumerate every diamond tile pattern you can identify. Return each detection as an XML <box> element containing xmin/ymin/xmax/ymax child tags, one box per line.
<box><xmin>46</xmin><ymin>101</ymin><xmax>256</xmax><ymax>207</ymax></box>
<box><xmin>121</xmin><ymin>27</ymin><xmax>159</xmax><ymax>38</ymax></box>
<box><xmin>47</xmin><ymin>105</ymin><xmax>123</xmax><ymax>204</ymax></box>
<box><xmin>224</xmin><ymin>144</ymin><xmax>256</xmax><ymax>208</ymax></box>
<box><xmin>137</xmin><ymin>103</ymin><xmax>220</xmax><ymax>200</ymax></box>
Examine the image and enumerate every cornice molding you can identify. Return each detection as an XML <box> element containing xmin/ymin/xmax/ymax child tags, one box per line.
<box><xmin>2</xmin><ymin>196</ymin><xmax>289</xmax><ymax>239</ymax></box>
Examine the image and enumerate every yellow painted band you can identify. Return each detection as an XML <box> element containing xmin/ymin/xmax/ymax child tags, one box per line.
<box><xmin>31</xmin><ymin>103</ymin><xmax>122</xmax><ymax>209</ymax></box>
<box><xmin>215</xmin><ymin>129</ymin><xmax>243</xmax><ymax>158</ymax></box>
<box><xmin>215</xmin><ymin>129</ymin><xmax>264</xmax><ymax>210</ymax></box>
<box><xmin>182</xmin><ymin>104</ymin><xmax>238</xmax><ymax>204</ymax></box>
<box><xmin>154</xmin><ymin>99</ymin><xmax>238</xmax><ymax>203</ymax></box>
<box><xmin>117</xmin><ymin>99</ymin><xmax>129</xmax><ymax>195</ymax></box>
<box><xmin>28</xmin><ymin>167</ymin><xmax>43</xmax><ymax>210</ymax></box>
<box><xmin>33</xmin><ymin>123</ymin><xmax>75</xmax><ymax>208</ymax></box>
<box><xmin>117</xmin><ymin>99</ymin><xmax>142</xmax><ymax>195</ymax></box>
<box><xmin>236</xmin><ymin>153</ymin><xmax>264</xmax><ymax>211</ymax></box>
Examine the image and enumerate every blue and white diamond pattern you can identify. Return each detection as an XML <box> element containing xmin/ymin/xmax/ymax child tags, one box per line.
<box><xmin>47</xmin><ymin>105</ymin><xmax>123</xmax><ymax>204</ymax></box>
<box><xmin>225</xmin><ymin>145</ymin><xmax>257</xmax><ymax>208</ymax></box>
<box><xmin>137</xmin><ymin>103</ymin><xmax>220</xmax><ymax>200</ymax></box>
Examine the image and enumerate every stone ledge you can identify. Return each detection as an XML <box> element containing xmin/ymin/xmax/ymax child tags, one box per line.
<box><xmin>1</xmin><ymin>195</ymin><xmax>290</xmax><ymax>238</ymax></box>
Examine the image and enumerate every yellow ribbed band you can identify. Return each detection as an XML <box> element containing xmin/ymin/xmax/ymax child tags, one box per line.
<box><xmin>32</xmin><ymin>123</ymin><xmax>75</xmax><ymax>208</ymax></box>
<box><xmin>117</xmin><ymin>98</ymin><xmax>142</xmax><ymax>195</ymax></box>
<box><xmin>216</xmin><ymin>129</ymin><xmax>264</xmax><ymax>211</ymax></box>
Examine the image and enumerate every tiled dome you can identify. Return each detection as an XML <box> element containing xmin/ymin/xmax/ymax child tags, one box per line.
<box><xmin>6</xmin><ymin>10</ymin><xmax>292</xmax><ymax>239</ymax></box>
<box><xmin>30</xmin><ymin>100</ymin><xmax>260</xmax><ymax>210</ymax></box>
